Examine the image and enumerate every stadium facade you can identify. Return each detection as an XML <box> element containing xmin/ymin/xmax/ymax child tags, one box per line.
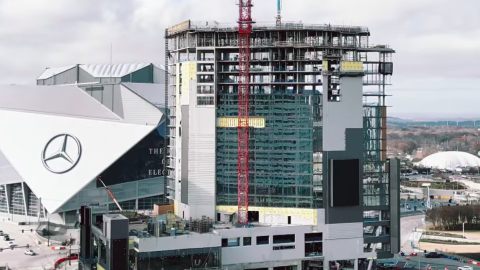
<box><xmin>0</xmin><ymin>64</ymin><xmax>166</xmax><ymax>224</ymax></box>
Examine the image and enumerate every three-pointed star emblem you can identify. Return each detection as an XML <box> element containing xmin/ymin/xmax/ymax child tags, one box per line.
<box><xmin>41</xmin><ymin>134</ymin><xmax>82</xmax><ymax>174</ymax></box>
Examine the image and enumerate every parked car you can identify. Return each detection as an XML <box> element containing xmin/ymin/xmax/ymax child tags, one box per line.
<box><xmin>7</xmin><ymin>241</ymin><xmax>15</xmax><ymax>248</ymax></box>
<box><xmin>410</xmin><ymin>252</ymin><xmax>418</xmax><ymax>256</ymax></box>
<box><xmin>3</xmin><ymin>235</ymin><xmax>9</xmax><ymax>241</ymax></box>
<box><xmin>458</xmin><ymin>266</ymin><xmax>473</xmax><ymax>270</ymax></box>
<box><xmin>425</xmin><ymin>252</ymin><xmax>441</xmax><ymax>258</ymax></box>
<box><xmin>24</xmin><ymin>249</ymin><xmax>35</xmax><ymax>256</ymax></box>
<box><xmin>0</xmin><ymin>230</ymin><xmax>4</xmax><ymax>236</ymax></box>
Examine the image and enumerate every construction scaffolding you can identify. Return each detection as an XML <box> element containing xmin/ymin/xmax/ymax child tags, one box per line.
<box><xmin>165</xmin><ymin>18</ymin><xmax>394</xmax><ymax>251</ymax></box>
<box><xmin>189</xmin><ymin>216</ymin><xmax>213</xmax><ymax>234</ymax></box>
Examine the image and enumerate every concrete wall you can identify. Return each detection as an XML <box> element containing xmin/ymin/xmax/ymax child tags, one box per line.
<box><xmin>323</xmin><ymin>237</ymin><xmax>364</xmax><ymax>261</ymax></box>
<box><xmin>216</xmin><ymin>205</ymin><xmax>320</xmax><ymax>226</ymax></box>
<box><xmin>135</xmin><ymin>233</ymin><xmax>221</xmax><ymax>252</ymax></box>
<box><xmin>104</xmin><ymin>216</ymin><xmax>129</xmax><ymax>240</ymax></box>
<box><xmin>389</xmin><ymin>158</ymin><xmax>401</xmax><ymax>255</ymax></box>
<box><xmin>188</xmin><ymin>79</ymin><xmax>216</xmax><ymax>219</ymax></box>
<box><xmin>180</xmin><ymin>105</ymin><xmax>189</xmax><ymax>204</ymax></box>
<box><xmin>174</xmin><ymin>200</ymin><xmax>190</xmax><ymax>220</ymax></box>
<box><xmin>322</xmin><ymin>76</ymin><xmax>363</xmax><ymax>152</ymax></box>
<box><xmin>322</xmin><ymin>74</ymin><xmax>364</xmax><ymax>226</ymax></box>
<box><xmin>219</xmin><ymin>225</ymin><xmax>312</xmax><ymax>266</ymax></box>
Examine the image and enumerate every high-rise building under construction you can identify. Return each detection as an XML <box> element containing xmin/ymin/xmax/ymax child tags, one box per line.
<box><xmin>164</xmin><ymin>19</ymin><xmax>400</xmax><ymax>266</ymax></box>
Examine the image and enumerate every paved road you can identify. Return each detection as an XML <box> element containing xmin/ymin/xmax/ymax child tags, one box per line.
<box><xmin>379</xmin><ymin>255</ymin><xmax>480</xmax><ymax>270</ymax></box>
<box><xmin>382</xmin><ymin>213</ymin><xmax>479</xmax><ymax>269</ymax></box>
<box><xmin>400</xmin><ymin>215</ymin><xmax>425</xmax><ymax>253</ymax></box>
<box><xmin>0</xmin><ymin>221</ymin><xmax>78</xmax><ymax>270</ymax></box>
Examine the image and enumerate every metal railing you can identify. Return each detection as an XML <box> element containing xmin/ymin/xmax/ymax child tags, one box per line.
<box><xmin>189</xmin><ymin>20</ymin><xmax>370</xmax><ymax>34</ymax></box>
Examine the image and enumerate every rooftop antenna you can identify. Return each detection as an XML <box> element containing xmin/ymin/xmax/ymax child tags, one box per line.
<box><xmin>276</xmin><ymin>0</ymin><xmax>282</xmax><ymax>26</ymax></box>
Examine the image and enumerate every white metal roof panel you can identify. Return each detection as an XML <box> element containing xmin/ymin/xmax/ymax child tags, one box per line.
<box><xmin>0</xmin><ymin>85</ymin><xmax>121</xmax><ymax>121</ymax></box>
<box><xmin>80</xmin><ymin>63</ymin><xmax>150</xmax><ymax>78</ymax></box>
<box><xmin>37</xmin><ymin>65</ymin><xmax>76</xmax><ymax>80</ymax></box>
<box><xmin>122</xmin><ymin>83</ymin><xmax>165</xmax><ymax>107</ymax></box>
<box><xmin>153</xmin><ymin>64</ymin><xmax>166</xmax><ymax>71</ymax></box>
<box><xmin>119</xmin><ymin>84</ymin><xmax>164</xmax><ymax>126</ymax></box>
<box><xmin>417</xmin><ymin>151</ymin><xmax>480</xmax><ymax>169</ymax></box>
<box><xmin>0</xmin><ymin>150</ymin><xmax>23</xmax><ymax>185</ymax></box>
<box><xmin>0</xmin><ymin>109</ymin><xmax>158</xmax><ymax>213</ymax></box>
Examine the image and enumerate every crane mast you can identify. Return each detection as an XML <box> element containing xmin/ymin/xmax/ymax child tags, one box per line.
<box><xmin>237</xmin><ymin>0</ymin><xmax>253</xmax><ymax>226</ymax></box>
<box><xmin>276</xmin><ymin>0</ymin><xmax>282</xmax><ymax>26</ymax></box>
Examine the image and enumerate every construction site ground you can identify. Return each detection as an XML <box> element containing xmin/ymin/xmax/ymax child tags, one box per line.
<box><xmin>420</xmin><ymin>229</ymin><xmax>480</xmax><ymax>253</ymax></box>
<box><xmin>0</xmin><ymin>221</ymin><xmax>78</xmax><ymax>270</ymax></box>
<box><xmin>420</xmin><ymin>242</ymin><xmax>480</xmax><ymax>254</ymax></box>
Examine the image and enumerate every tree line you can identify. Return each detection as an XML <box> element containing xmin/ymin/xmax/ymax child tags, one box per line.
<box><xmin>425</xmin><ymin>205</ymin><xmax>480</xmax><ymax>231</ymax></box>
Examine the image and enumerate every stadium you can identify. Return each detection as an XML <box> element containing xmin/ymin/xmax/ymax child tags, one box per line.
<box><xmin>0</xmin><ymin>83</ymin><xmax>166</xmax><ymax>224</ymax></box>
<box><xmin>415</xmin><ymin>151</ymin><xmax>480</xmax><ymax>171</ymax></box>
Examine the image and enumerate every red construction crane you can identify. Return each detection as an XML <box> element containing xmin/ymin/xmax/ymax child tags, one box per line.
<box><xmin>237</xmin><ymin>0</ymin><xmax>253</xmax><ymax>226</ymax></box>
<box><xmin>97</xmin><ymin>176</ymin><xmax>123</xmax><ymax>211</ymax></box>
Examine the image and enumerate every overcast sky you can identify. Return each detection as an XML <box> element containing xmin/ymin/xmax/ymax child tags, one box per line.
<box><xmin>0</xmin><ymin>0</ymin><xmax>479</xmax><ymax>118</ymax></box>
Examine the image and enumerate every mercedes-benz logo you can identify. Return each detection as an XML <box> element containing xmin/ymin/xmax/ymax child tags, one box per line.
<box><xmin>41</xmin><ymin>134</ymin><xmax>82</xmax><ymax>174</ymax></box>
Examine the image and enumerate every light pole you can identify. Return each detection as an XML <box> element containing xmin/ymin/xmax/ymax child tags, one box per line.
<box><xmin>416</xmin><ymin>209</ymin><xmax>428</xmax><ymax>251</ymax></box>
<box><xmin>69</xmin><ymin>233</ymin><xmax>72</xmax><ymax>266</ymax></box>
<box><xmin>422</xmin><ymin>183</ymin><xmax>431</xmax><ymax>209</ymax></box>
<box><xmin>47</xmin><ymin>217</ymin><xmax>50</xmax><ymax>247</ymax></box>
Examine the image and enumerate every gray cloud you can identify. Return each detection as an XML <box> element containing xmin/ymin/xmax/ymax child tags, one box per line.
<box><xmin>0</xmin><ymin>0</ymin><xmax>479</xmax><ymax>117</ymax></box>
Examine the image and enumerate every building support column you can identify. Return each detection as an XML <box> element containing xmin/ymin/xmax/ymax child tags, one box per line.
<box><xmin>323</xmin><ymin>260</ymin><xmax>329</xmax><ymax>270</ymax></box>
<box><xmin>5</xmin><ymin>184</ymin><xmax>11</xmax><ymax>221</ymax></box>
<box><xmin>135</xmin><ymin>199</ymin><xmax>139</xmax><ymax>211</ymax></box>
<box><xmin>21</xmin><ymin>182</ymin><xmax>29</xmax><ymax>221</ymax></box>
<box><xmin>354</xmin><ymin>259</ymin><xmax>359</xmax><ymax>270</ymax></box>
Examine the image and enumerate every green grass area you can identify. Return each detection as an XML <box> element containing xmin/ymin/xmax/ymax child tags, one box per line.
<box><xmin>425</xmin><ymin>231</ymin><xmax>466</xmax><ymax>239</ymax></box>
<box><xmin>420</xmin><ymin>239</ymin><xmax>480</xmax><ymax>245</ymax></box>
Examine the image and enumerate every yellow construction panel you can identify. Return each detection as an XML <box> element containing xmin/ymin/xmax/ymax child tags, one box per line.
<box><xmin>180</xmin><ymin>61</ymin><xmax>197</xmax><ymax>98</ymax></box>
<box><xmin>341</xmin><ymin>61</ymin><xmax>363</xmax><ymax>71</ymax></box>
<box><xmin>322</xmin><ymin>61</ymin><xmax>328</xmax><ymax>71</ymax></box>
<box><xmin>173</xmin><ymin>200</ymin><xmax>179</xmax><ymax>216</ymax></box>
<box><xmin>97</xmin><ymin>264</ymin><xmax>106</xmax><ymax>270</ymax></box>
<box><xmin>188</xmin><ymin>62</ymin><xmax>196</xmax><ymax>78</ymax></box>
<box><xmin>216</xmin><ymin>206</ymin><xmax>318</xmax><ymax>225</ymax></box>
<box><xmin>181</xmin><ymin>61</ymin><xmax>196</xmax><ymax>80</ymax></box>
<box><xmin>217</xmin><ymin>117</ymin><xmax>265</xmax><ymax>128</ymax></box>
<box><xmin>167</xmin><ymin>20</ymin><xmax>191</xmax><ymax>36</ymax></box>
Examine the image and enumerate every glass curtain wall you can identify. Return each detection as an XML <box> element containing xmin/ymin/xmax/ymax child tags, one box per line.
<box><xmin>27</xmin><ymin>187</ymin><xmax>45</xmax><ymax>218</ymax></box>
<box><xmin>0</xmin><ymin>186</ymin><xmax>7</xmax><ymax>213</ymax></box>
<box><xmin>363</xmin><ymin>106</ymin><xmax>389</xmax><ymax>207</ymax></box>
<box><xmin>216</xmin><ymin>93</ymin><xmax>322</xmax><ymax>208</ymax></box>
<box><xmin>10</xmin><ymin>184</ymin><xmax>25</xmax><ymax>215</ymax></box>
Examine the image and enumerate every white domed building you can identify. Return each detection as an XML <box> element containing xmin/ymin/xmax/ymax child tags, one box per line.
<box><xmin>416</xmin><ymin>151</ymin><xmax>480</xmax><ymax>170</ymax></box>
